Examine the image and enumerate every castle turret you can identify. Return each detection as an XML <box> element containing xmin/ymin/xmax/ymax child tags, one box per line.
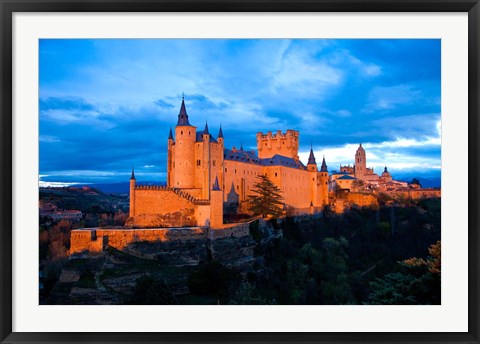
<box><xmin>167</xmin><ymin>128</ymin><xmax>174</xmax><ymax>187</ymax></box>
<box><xmin>307</xmin><ymin>147</ymin><xmax>318</xmax><ymax>172</ymax></box>
<box><xmin>129</xmin><ymin>167</ymin><xmax>136</xmax><ymax>218</ymax></box>
<box><xmin>354</xmin><ymin>143</ymin><xmax>366</xmax><ymax>180</ymax></box>
<box><xmin>202</xmin><ymin>121</ymin><xmax>211</xmax><ymax>199</ymax></box>
<box><xmin>173</xmin><ymin>95</ymin><xmax>196</xmax><ymax>188</ymax></box>
<box><xmin>217</xmin><ymin>125</ymin><xmax>224</xmax><ymax>190</ymax></box>
<box><xmin>306</xmin><ymin>147</ymin><xmax>318</xmax><ymax>209</ymax></box>
<box><xmin>210</xmin><ymin>176</ymin><xmax>223</xmax><ymax>229</ymax></box>
<box><xmin>218</xmin><ymin>125</ymin><xmax>224</xmax><ymax>144</ymax></box>
<box><xmin>319</xmin><ymin>156</ymin><xmax>329</xmax><ymax>206</ymax></box>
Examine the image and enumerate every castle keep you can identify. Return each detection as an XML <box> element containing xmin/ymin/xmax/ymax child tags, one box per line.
<box><xmin>127</xmin><ymin>97</ymin><xmax>329</xmax><ymax>229</ymax></box>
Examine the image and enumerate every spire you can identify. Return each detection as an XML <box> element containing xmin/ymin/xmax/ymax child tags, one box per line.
<box><xmin>321</xmin><ymin>156</ymin><xmax>328</xmax><ymax>172</ymax></box>
<box><xmin>212</xmin><ymin>176</ymin><xmax>221</xmax><ymax>191</ymax></box>
<box><xmin>203</xmin><ymin>121</ymin><xmax>209</xmax><ymax>134</ymax></box>
<box><xmin>384</xmin><ymin>166</ymin><xmax>388</xmax><ymax>173</ymax></box>
<box><xmin>240</xmin><ymin>141</ymin><xmax>244</xmax><ymax>151</ymax></box>
<box><xmin>308</xmin><ymin>147</ymin><xmax>316</xmax><ymax>165</ymax></box>
<box><xmin>176</xmin><ymin>95</ymin><xmax>191</xmax><ymax>126</ymax></box>
<box><xmin>218</xmin><ymin>125</ymin><xmax>224</xmax><ymax>139</ymax></box>
<box><xmin>168</xmin><ymin>127</ymin><xmax>173</xmax><ymax>140</ymax></box>
<box><xmin>130</xmin><ymin>167</ymin><xmax>135</xmax><ymax>180</ymax></box>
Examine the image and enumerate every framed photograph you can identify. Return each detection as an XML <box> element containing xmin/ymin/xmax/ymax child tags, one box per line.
<box><xmin>1</xmin><ymin>0</ymin><xmax>479</xmax><ymax>343</ymax></box>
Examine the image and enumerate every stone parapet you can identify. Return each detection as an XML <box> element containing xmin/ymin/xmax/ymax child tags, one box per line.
<box><xmin>70</xmin><ymin>227</ymin><xmax>205</xmax><ymax>255</ymax></box>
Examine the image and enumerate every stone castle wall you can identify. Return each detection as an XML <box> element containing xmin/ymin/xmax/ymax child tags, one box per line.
<box><xmin>223</xmin><ymin>160</ymin><xmax>327</xmax><ymax>210</ymax></box>
<box><xmin>129</xmin><ymin>188</ymin><xmax>197</xmax><ymax>228</ymax></box>
<box><xmin>70</xmin><ymin>227</ymin><xmax>206</xmax><ymax>255</ymax></box>
<box><xmin>346</xmin><ymin>192</ymin><xmax>379</xmax><ymax>208</ymax></box>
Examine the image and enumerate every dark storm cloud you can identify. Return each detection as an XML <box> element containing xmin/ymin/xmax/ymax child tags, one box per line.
<box><xmin>39</xmin><ymin>39</ymin><xmax>441</xmax><ymax>184</ymax></box>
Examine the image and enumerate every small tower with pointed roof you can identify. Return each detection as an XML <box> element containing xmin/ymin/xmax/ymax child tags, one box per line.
<box><xmin>201</xmin><ymin>121</ymin><xmax>212</xmax><ymax>199</ymax></box>
<box><xmin>307</xmin><ymin>147</ymin><xmax>318</xmax><ymax>172</ymax></box>
<box><xmin>217</xmin><ymin>125</ymin><xmax>224</xmax><ymax>144</ymax></box>
<box><xmin>167</xmin><ymin>128</ymin><xmax>174</xmax><ymax>187</ymax></box>
<box><xmin>210</xmin><ymin>176</ymin><xmax>223</xmax><ymax>229</ymax></box>
<box><xmin>217</xmin><ymin>125</ymin><xmax>225</xmax><ymax>192</ymax></box>
<box><xmin>319</xmin><ymin>156</ymin><xmax>329</xmax><ymax>206</ymax></box>
<box><xmin>129</xmin><ymin>167</ymin><xmax>136</xmax><ymax>218</ymax></box>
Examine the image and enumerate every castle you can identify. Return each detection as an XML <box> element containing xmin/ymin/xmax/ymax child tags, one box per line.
<box><xmin>126</xmin><ymin>97</ymin><xmax>440</xmax><ymax>229</ymax></box>
<box><xmin>127</xmin><ymin>96</ymin><xmax>329</xmax><ymax>229</ymax></box>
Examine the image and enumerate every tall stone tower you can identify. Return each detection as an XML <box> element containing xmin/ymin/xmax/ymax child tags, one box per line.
<box><xmin>354</xmin><ymin>144</ymin><xmax>366</xmax><ymax>180</ymax></box>
<box><xmin>129</xmin><ymin>168</ymin><xmax>136</xmax><ymax>218</ymax></box>
<box><xmin>319</xmin><ymin>156</ymin><xmax>329</xmax><ymax>206</ymax></box>
<box><xmin>307</xmin><ymin>147</ymin><xmax>318</xmax><ymax>207</ymax></box>
<box><xmin>173</xmin><ymin>96</ymin><xmax>196</xmax><ymax>188</ymax></box>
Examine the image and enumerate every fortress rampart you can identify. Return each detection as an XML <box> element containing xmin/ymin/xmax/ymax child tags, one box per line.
<box><xmin>70</xmin><ymin>227</ymin><xmax>206</xmax><ymax>255</ymax></box>
<box><xmin>69</xmin><ymin>220</ymin><xmax>257</xmax><ymax>255</ymax></box>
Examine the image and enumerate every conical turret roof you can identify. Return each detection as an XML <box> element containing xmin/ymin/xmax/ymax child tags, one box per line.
<box><xmin>321</xmin><ymin>156</ymin><xmax>328</xmax><ymax>172</ymax></box>
<box><xmin>308</xmin><ymin>147</ymin><xmax>317</xmax><ymax>165</ymax></box>
<box><xmin>218</xmin><ymin>125</ymin><xmax>224</xmax><ymax>138</ymax></box>
<box><xmin>177</xmin><ymin>95</ymin><xmax>191</xmax><ymax>126</ymax></box>
<box><xmin>130</xmin><ymin>167</ymin><xmax>136</xmax><ymax>180</ymax></box>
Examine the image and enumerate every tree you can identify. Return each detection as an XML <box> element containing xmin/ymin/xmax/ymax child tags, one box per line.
<box><xmin>402</xmin><ymin>240</ymin><xmax>441</xmax><ymax>274</ymax></box>
<box><xmin>247</xmin><ymin>175</ymin><xmax>284</xmax><ymax>218</ymax></box>
<box><xmin>367</xmin><ymin>241</ymin><xmax>441</xmax><ymax>305</ymax></box>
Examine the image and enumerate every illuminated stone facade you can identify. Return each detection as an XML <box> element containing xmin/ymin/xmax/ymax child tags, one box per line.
<box><xmin>127</xmin><ymin>97</ymin><xmax>330</xmax><ymax>229</ymax></box>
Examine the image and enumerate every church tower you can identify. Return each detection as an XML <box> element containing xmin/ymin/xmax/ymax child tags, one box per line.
<box><xmin>354</xmin><ymin>144</ymin><xmax>366</xmax><ymax>180</ymax></box>
<box><xmin>173</xmin><ymin>95</ymin><xmax>196</xmax><ymax>188</ymax></box>
<box><xmin>319</xmin><ymin>156</ymin><xmax>329</xmax><ymax>206</ymax></box>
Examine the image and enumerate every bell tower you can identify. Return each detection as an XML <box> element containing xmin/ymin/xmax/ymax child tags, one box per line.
<box><xmin>354</xmin><ymin>144</ymin><xmax>366</xmax><ymax>180</ymax></box>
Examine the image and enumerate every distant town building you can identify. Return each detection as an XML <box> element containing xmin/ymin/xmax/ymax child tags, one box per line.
<box><xmin>39</xmin><ymin>202</ymin><xmax>82</xmax><ymax>221</ymax></box>
<box><xmin>332</xmin><ymin>144</ymin><xmax>441</xmax><ymax>198</ymax></box>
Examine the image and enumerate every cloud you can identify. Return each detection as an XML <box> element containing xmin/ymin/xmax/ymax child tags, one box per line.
<box><xmin>39</xmin><ymin>39</ymin><xmax>441</xmax><ymax>183</ymax></box>
<box><xmin>272</xmin><ymin>48</ymin><xmax>343</xmax><ymax>96</ymax></box>
<box><xmin>364</xmin><ymin>84</ymin><xmax>421</xmax><ymax>112</ymax></box>
<box><xmin>39</xmin><ymin>135</ymin><xmax>60</xmax><ymax>143</ymax></box>
<box><xmin>154</xmin><ymin>99</ymin><xmax>174</xmax><ymax>109</ymax></box>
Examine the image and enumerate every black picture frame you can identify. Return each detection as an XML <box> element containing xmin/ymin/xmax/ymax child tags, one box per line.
<box><xmin>1</xmin><ymin>1</ymin><xmax>479</xmax><ymax>343</ymax></box>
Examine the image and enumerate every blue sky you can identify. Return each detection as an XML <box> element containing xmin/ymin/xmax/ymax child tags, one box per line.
<box><xmin>39</xmin><ymin>39</ymin><xmax>441</xmax><ymax>186</ymax></box>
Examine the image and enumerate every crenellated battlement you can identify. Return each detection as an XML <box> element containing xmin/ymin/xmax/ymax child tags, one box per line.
<box><xmin>256</xmin><ymin>129</ymin><xmax>299</xmax><ymax>160</ymax></box>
